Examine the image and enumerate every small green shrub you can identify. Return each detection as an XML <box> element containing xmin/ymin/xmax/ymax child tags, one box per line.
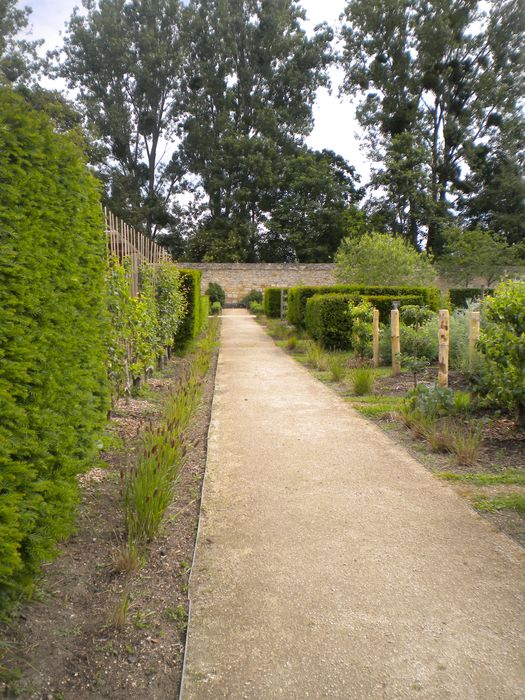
<box><xmin>305</xmin><ymin>293</ymin><xmax>357</xmax><ymax>349</ymax></box>
<box><xmin>453</xmin><ymin>391</ymin><xmax>472</xmax><ymax>414</ymax></box>
<box><xmin>349</xmin><ymin>299</ymin><xmax>374</xmax><ymax>358</ymax></box>
<box><xmin>400</xmin><ymin>305</ymin><xmax>434</xmax><ymax>328</ymax></box>
<box><xmin>249</xmin><ymin>300</ymin><xmax>264</xmax><ymax>315</ymax></box>
<box><xmin>241</xmin><ymin>289</ymin><xmax>263</xmax><ymax>307</ymax></box>
<box><xmin>404</xmin><ymin>384</ymin><xmax>454</xmax><ymax>420</ymax></box>
<box><xmin>206</xmin><ymin>281</ymin><xmax>225</xmax><ymax>306</ymax></box>
<box><xmin>349</xmin><ymin>367</ymin><xmax>374</xmax><ymax>396</ymax></box>
<box><xmin>477</xmin><ymin>279</ymin><xmax>525</xmax><ymax>426</ymax></box>
<box><xmin>211</xmin><ymin>301</ymin><xmax>222</xmax><ymax>315</ymax></box>
<box><xmin>263</xmin><ymin>287</ymin><xmax>286</xmax><ymax>318</ymax></box>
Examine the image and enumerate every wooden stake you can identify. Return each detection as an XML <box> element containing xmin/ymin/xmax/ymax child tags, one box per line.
<box><xmin>469</xmin><ymin>311</ymin><xmax>480</xmax><ymax>370</ymax></box>
<box><xmin>438</xmin><ymin>309</ymin><xmax>450</xmax><ymax>387</ymax></box>
<box><xmin>391</xmin><ymin>309</ymin><xmax>400</xmax><ymax>376</ymax></box>
<box><xmin>373</xmin><ymin>308</ymin><xmax>380</xmax><ymax>368</ymax></box>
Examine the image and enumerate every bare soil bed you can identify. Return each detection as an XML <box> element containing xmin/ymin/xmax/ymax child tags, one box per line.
<box><xmin>0</xmin><ymin>345</ymin><xmax>219</xmax><ymax>699</ymax></box>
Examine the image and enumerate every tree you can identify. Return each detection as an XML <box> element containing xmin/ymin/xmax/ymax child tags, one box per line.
<box><xmin>0</xmin><ymin>0</ymin><xmax>41</xmax><ymax>84</ymax></box>
<box><xmin>438</xmin><ymin>226</ymin><xmax>517</xmax><ymax>286</ymax></box>
<box><xmin>335</xmin><ymin>231</ymin><xmax>436</xmax><ymax>285</ymax></box>
<box><xmin>478</xmin><ymin>279</ymin><xmax>525</xmax><ymax>427</ymax></box>
<box><xmin>181</xmin><ymin>0</ymin><xmax>333</xmax><ymax>260</ymax></box>
<box><xmin>259</xmin><ymin>148</ymin><xmax>361</xmax><ymax>262</ymax></box>
<box><xmin>58</xmin><ymin>0</ymin><xmax>186</xmax><ymax>238</ymax></box>
<box><xmin>340</xmin><ymin>0</ymin><xmax>525</xmax><ymax>252</ymax></box>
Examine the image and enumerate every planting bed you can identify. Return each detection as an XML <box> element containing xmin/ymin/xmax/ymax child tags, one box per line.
<box><xmin>0</xmin><ymin>341</ymin><xmax>219</xmax><ymax>698</ymax></box>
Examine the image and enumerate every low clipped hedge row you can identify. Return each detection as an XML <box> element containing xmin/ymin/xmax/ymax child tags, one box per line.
<box><xmin>264</xmin><ymin>287</ymin><xmax>286</xmax><ymax>318</ymax></box>
<box><xmin>449</xmin><ymin>287</ymin><xmax>493</xmax><ymax>308</ymax></box>
<box><xmin>305</xmin><ymin>293</ymin><xmax>430</xmax><ymax>349</ymax></box>
<box><xmin>288</xmin><ymin>284</ymin><xmax>439</xmax><ymax>327</ymax></box>
<box><xmin>305</xmin><ymin>294</ymin><xmax>357</xmax><ymax>348</ymax></box>
<box><xmin>175</xmin><ymin>269</ymin><xmax>207</xmax><ymax>348</ymax></box>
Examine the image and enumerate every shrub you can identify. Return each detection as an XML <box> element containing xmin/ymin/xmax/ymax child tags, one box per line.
<box><xmin>349</xmin><ymin>367</ymin><xmax>374</xmax><ymax>396</ymax></box>
<box><xmin>286</xmin><ymin>334</ymin><xmax>298</xmax><ymax>351</ymax></box>
<box><xmin>263</xmin><ymin>287</ymin><xmax>286</xmax><ymax>318</ymax></box>
<box><xmin>0</xmin><ymin>88</ymin><xmax>111</xmax><ymax>609</ymax></box>
<box><xmin>175</xmin><ymin>268</ymin><xmax>204</xmax><ymax>348</ymax></box>
<box><xmin>336</xmin><ymin>232</ymin><xmax>436</xmax><ymax>286</ymax></box>
<box><xmin>288</xmin><ymin>284</ymin><xmax>439</xmax><ymax>328</ymax></box>
<box><xmin>349</xmin><ymin>299</ymin><xmax>374</xmax><ymax>358</ymax></box>
<box><xmin>241</xmin><ymin>289</ymin><xmax>263</xmax><ymax>307</ymax></box>
<box><xmin>404</xmin><ymin>384</ymin><xmax>454</xmax><ymax>420</ymax></box>
<box><xmin>449</xmin><ymin>288</ymin><xmax>493</xmax><ymax>309</ymax></box>
<box><xmin>305</xmin><ymin>293</ymin><xmax>357</xmax><ymax>349</ymax></box>
<box><xmin>200</xmin><ymin>295</ymin><xmax>210</xmax><ymax>328</ymax></box>
<box><xmin>211</xmin><ymin>301</ymin><xmax>222</xmax><ymax>315</ymax></box>
<box><xmin>477</xmin><ymin>279</ymin><xmax>525</xmax><ymax>426</ymax></box>
<box><xmin>206</xmin><ymin>281</ymin><xmax>225</xmax><ymax>306</ymax></box>
<box><xmin>362</xmin><ymin>295</ymin><xmax>426</xmax><ymax>322</ymax></box>
<box><xmin>249</xmin><ymin>300</ymin><xmax>264</xmax><ymax>315</ymax></box>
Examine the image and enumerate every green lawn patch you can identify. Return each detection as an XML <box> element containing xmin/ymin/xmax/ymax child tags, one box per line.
<box><xmin>473</xmin><ymin>494</ymin><xmax>525</xmax><ymax>514</ymax></box>
<box><xmin>439</xmin><ymin>470</ymin><xmax>525</xmax><ymax>486</ymax></box>
<box><xmin>346</xmin><ymin>395</ymin><xmax>402</xmax><ymax>419</ymax></box>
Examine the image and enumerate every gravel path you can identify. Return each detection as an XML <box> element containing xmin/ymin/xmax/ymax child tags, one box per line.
<box><xmin>181</xmin><ymin>309</ymin><xmax>525</xmax><ymax>699</ymax></box>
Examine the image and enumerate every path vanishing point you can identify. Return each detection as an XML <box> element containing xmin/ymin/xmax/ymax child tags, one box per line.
<box><xmin>181</xmin><ymin>309</ymin><xmax>525</xmax><ymax>699</ymax></box>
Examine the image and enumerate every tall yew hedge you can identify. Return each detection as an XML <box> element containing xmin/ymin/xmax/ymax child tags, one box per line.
<box><xmin>0</xmin><ymin>89</ymin><xmax>110</xmax><ymax>608</ymax></box>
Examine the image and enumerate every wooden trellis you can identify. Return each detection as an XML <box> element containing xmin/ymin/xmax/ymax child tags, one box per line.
<box><xmin>105</xmin><ymin>208</ymin><xmax>171</xmax><ymax>296</ymax></box>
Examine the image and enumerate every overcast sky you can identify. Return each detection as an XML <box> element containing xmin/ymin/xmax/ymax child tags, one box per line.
<box><xmin>23</xmin><ymin>0</ymin><xmax>369</xmax><ymax>180</ymax></box>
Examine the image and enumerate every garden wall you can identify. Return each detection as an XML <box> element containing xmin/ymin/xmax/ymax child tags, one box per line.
<box><xmin>178</xmin><ymin>263</ymin><xmax>337</xmax><ymax>304</ymax></box>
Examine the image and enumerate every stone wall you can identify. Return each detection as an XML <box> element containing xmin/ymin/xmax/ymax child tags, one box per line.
<box><xmin>179</xmin><ymin>263</ymin><xmax>337</xmax><ymax>304</ymax></box>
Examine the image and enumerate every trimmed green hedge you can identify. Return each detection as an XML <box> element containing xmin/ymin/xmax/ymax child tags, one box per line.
<box><xmin>449</xmin><ymin>288</ymin><xmax>493</xmax><ymax>308</ymax></box>
<box><xmin>200</xmin><ymin>294</ymin><xmax>210</xmax><ymax>329</ymax></box>
<box><xmin>288</xmin><ymin>284</ymin><xmax>439</xmax><ymax>327</ymax></box>
<box><xmin>0</xmin><ymin>88</ymin><xmax>111</xmax><ymax>608</ymax></box>
<box><xmin>175</xmin><ymin>269</ymin><xmax>204</xmax><ymax>348</ymax></box>
<box><xmin>305</xmin><ymin>294</ymin><xmax>358</xmax><ymax>349</ymax></box>
<box><xmin>264</xmin><ymin>287</ymin><xmax>286</xmax><ymax>318</ymax></box>
<box><xmin>362</xmin><ymin>295</ymin><xmax>425</xmax><ymax>322</ymax></box>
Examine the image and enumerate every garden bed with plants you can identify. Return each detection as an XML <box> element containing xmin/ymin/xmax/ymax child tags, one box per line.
<box><xmin>256</xmin><ymin>280</ymin><xmax>525</xmax><ymax>548</ymax></box>
<box><xmin>0</xmin><ymin>321</ymin><xmax>220</xmax><ymax>698</ymax></box>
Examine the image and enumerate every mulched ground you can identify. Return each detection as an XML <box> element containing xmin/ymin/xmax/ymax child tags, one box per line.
<box><xmin>0</xmin><ymin>344</ymin><xmax>219</xmax><ymax>699</ymax></box>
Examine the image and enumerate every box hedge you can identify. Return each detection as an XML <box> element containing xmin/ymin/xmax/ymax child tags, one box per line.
<box><xmin>288</xmin><ymin>284</ymin><xmax>439</xmax><ymax>327</ymax></box>
<box><xmin>0</xmin><ymin>88</ymin><xmax>111</xmax><ymax>609</ymax></box>
<box><xmin>264</xmin><ymin>287</ymin><xmax>286</xmax><ymax>318</ymax></box>
<box><xmin>361</xmin><ymin>295</ymin><xmax>426</xmax><ymax>322</ymax></box>
<box><xmin>175</xmin><ymin>268</ymin><xmax>204</xmax><ymax>348</ymax></box>
<box><xmin>305</xmin><ymin>294</ymin><xmax>358</xmax><ymax>349</ymax></box>
<box><xmin>449</xmin><ymin>288</ymin><xmax>493</xmax><ymax>308</ymax></box>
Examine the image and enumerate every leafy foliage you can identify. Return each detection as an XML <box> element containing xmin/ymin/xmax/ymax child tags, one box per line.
<box><xmin>335</xmin><ymin>232</ymin><xmax>436</xmax><ymax>286</ymax></box>
<box><xmin>288</xmin><ymin>283</ymin><xmax>439</xmax><ymax>328</ymax></box>
<box><xmin>478</xmin><ymin>279</ymin><xmax>525</xmax><ymax>425</ymax></box>
<box><xmin>263</xmin><ymin>288</ymin><xmax>286</xmax><ymax>318</ymax></box>
<box><xmin>349</xmin><ymin>299</ymin><xmax>374</xmax><ymax>358</ymax></box>
<box><xmin>175</xmin><ymin>269</ymin><xmax>206</xmax><ymax>348</ymax></box>
<box><xmin>206</xmin><ymin>282</ymin><xmax>225</xmax><ymax>306</ymax></box>
<box><xmin>340</xmin><ymin>0</ymin><xmax>525</xmax><ymax>251</ymax></box>
<box><xmin>305</xmin><ymin>294</ymin><xmax>357</xmax><ymax>349</ymax></box>
<box><xmin>0</xmin><ymin>88</ymin><xmax>110</xmax><ymax>609</ymax></box>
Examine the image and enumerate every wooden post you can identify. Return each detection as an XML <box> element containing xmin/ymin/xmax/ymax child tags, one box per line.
<box><xmin>438</xmin><ymin>309</ymin><xmax>450</xmax><ymax>387</ymax></box>
<box><xmin>391</xmin><ymin>309</ymin><xmax>400</xmax><ymax>376</ymax></box>
<box><xmin>469</xmin><ymin>311</ymin><xmax>480</xmax><ymax>370</ymax></box>
<box><xmin>373</xmin><ymin>308</ymin><xmax>380</xmax><ymax>368</ymax></box>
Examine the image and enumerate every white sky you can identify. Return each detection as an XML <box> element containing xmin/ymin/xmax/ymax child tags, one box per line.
<box><xmin>23</xmin><ymin>0</ymin><xmax>369</xmax><ymax>180</ymax></box>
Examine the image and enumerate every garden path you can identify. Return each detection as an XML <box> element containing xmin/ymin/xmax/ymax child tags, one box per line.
<box><xmin>181</xmin><ymin>309</ymin><xmax>524</xmax><ymax>699</ymax></box>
